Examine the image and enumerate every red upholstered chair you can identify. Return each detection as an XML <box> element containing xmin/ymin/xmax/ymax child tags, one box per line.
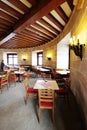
<box><xmin>55</xmin><ymin>77</ymin><xmax>71</xmax><ymax>100</ymax></box>
<box><xmin>23</xmin><ymin>76</ymin><xmax>38</xmax><ymax>104</ymax></box>
<box><xmin>51</xmin><ymin>71</ymin><xmax>63</xmax><ymax>83</ymax></box>
<box><xmin>9</xmin><ymin>71</ymin><xmax>18</xmax><ymax>86</ymax></box>
<box><xmin>52</xmin><ymin>71</ymin><xmax>60</xmax><ymax>79</ymax></box>
<box><xmin>0</xmin><ymin>73</ymin><xmax>9</xmax><ymax>93</ymax></box>
<box><xmin>38</xmin><ymin>89</ymin><xmax>54</xmax><ymax>123</ymax></box>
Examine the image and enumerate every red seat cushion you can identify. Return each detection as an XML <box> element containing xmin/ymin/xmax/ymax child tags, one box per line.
<box><xmin>1</xmin><ymin>80</ymin><xmax>8</xmax><ymax>84</ymax></box>
<box><xmin>40</xmin><ymin>101</ymin><xmax>53</xmax><ymax>107</ymax></box>
<box><xmin>27</xmin><ymin>87</ymin><xmax>38</xmax><ymax>93</ymax></box>
<box><xmin>55</xmin><ymin>88</ymin><xmax>67</xmax><ymax>94</ymax></box>
<box><xmin>10</xmin><ymin>77</ymin><xmax>16</xmax><ymax>80</ymax></box>
<box><xmin>22</xmin><ymin>73</ymin><xmax>30</xmax><ymax>77</ymax></box>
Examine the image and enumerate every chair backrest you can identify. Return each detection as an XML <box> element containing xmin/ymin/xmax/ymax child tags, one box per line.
<box><xmin>0</xmin><ymin>73</ymin><xmax>8</xmax><ymax>86</ymax></box>
<box><xmin>7</xmin><ymin>70</ymin><xmax>11</xmax><ymax>81</ymax></box>
<box><xmin>23</xmin><ymin>76</ymin><xmax>29</xmax><ymax>90</ymax></box>
<box><xmin>38</xmin><ymin>89</ymin><xmax>54</xmax><ymax>108</ymax></box>
<box><xmin>64</xmin><ymin>76</ymin><xmax>71</xmax><ymax>88</ymax></box>
<box><xmin>52</xmin><ymin>71</ymin><xmax>61</xmax><ymax>79</ymax></box>
<box><xmin>10</xmin><ymin>71</ymin><xmax>17</xmax><ymax>80</ymax></box>
<box><xmin>19</xmin><ymin>67</ymin><xmax>25</xmax><ymax>72</ymax></box>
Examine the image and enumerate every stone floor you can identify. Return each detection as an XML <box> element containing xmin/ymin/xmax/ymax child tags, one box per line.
<box><xmin>0</xmin><ymin>76</ymin><xmax>86</xmax><ymax>130</ymax></box>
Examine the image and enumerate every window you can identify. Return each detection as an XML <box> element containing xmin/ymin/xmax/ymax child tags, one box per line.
<box><xmin>37</xmin><ymin>52</ymin><xmax>43</xmax><ymax>66</ymax></box>
<box><xmin>57</xmin><ymin>33</ymin><xmax>70</xmax><ymax>69</ymax></box>
<box><xmin>7</xmin><ymin>53</ymin><xmax>18</xmax><ymax>65</ymax></box>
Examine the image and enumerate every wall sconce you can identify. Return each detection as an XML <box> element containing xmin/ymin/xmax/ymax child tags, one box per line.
<box><xmin>47</xmin><ymin>57</ymin><xmax>51</xmax><ymax>60</ymax></box>
<box><xmin>69</xmin><ymin>35</ymin><xmax>85</xmax><ymax>60</ymax></box>
<box><xmin>23</xmin><ymin>58</ymin><xmax>26</xmax><ymax>61</ymax></box>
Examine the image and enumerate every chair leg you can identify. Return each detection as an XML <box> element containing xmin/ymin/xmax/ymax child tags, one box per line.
<box><xmin>24</xmin><ymin>97</ymin><xmax>27</xmax><ymax>104</ymax></box>
<box><xmin>7</xmin><ymin>84</ymin><xmax>9</xmax><ymax>90</ymax></box>
<box><xmin>24</xmin><ymin>93</ymin><xmax>29</xmax><ymax>104</ymax></box>
<box><xmin>66</xmin><ymin>92</ymin><xmax>69</xmax><ymax>103</ymax></box>
<box><xmin>15</xmin><ymin>81</ymin><xmax>16</xmax><ymax>87</ymax></box>
<box><xmin>0</xmin><ymin>86</ymin><xmax>2</xmax><ymax>93</ymax></box>
<box><xmin>52</xmin><ymin>108</ymin><xmax>54</xmax><ymax>123</ymax></box>
<box><xmin>38</xmin><ymin>108</ymin><xmax>40</xmax><ymax>123</ymax></box>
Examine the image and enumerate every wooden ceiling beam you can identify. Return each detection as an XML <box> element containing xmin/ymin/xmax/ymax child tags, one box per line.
<box><xmin>46</xmin><ymin>13</ymin><xmax>64</xmax><ymax>31</ymax></box>
<box><xmin>38</xmin><ymin>18</ymin><xmax>60</xmax><ymax>35</ymax></box>
<box><xmin>0</xmin><ymin>1</ymin><xmax>22</xmax><ymax>18</ymax></box>
<box><xmin>56</xmin><ymin>6</ymin><xmax>68</xmax><ymax>23</ymax></box>
<box><xmin>14</xmin><ymin>34</ymin><xmax>42</xmax><ymax>43</ymax></box>
<box><xmin>19</xmin><ymin>32</ymin><xmax>47</xmax><ymax>43</ymax></box>
<box><xmin>67</xmin><ymin>0</ymin><xmax>74</xmax><ymax>10</ymax></box>
<box><xmin>32</xmin><ymin>23</ymin><xmax>56</xmax><ymax>38</ymax></box>
<box><xmin>26</xmin><ymin>26</ymin><xmax>52</xmax><ymax>41</ymax></box>
<box><xmin>0</xmin><ymin>18</ymin><xmax>13</xmax><ymax>26</ymax></box>
<box><xmin>0</xmin><ymin>10</ymin><xmax>17</xmax><ymax>23</ymax></box>
<box><xmin>22</xmin><ymin>29</ymin><xmax>48</xmax><ymax>42</ymax></box>
<box><xmin>27</xmin><ymin>0</ymin><xmax>37</xmax><ymax>6</ymax></box>
<box><xmin>7</xmin><ymin>0</ymin><xmax>29</xmax><ymax>13</ymax></box>
<box><xmin>0</xmin><ymin>0</ymin><xmax>66</xmax><ymax>47</ymax></box>
<box><xmin>14</xmin><ymin>0</ymin><xmax>66</xmax><ymax>32</ymax></box>
<box><xmin>0</xmin><ymin>23</ymin><xmax>10</xmax><ymax>29</ymax></box>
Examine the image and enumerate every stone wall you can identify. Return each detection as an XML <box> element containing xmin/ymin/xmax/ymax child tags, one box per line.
<box><xmin>0</xmin><ymin>39</ymin><xmax>57</xmax><ymax>68</ymax></box>
<box><xmin>69</xmin><ymin>0</ymin><xmax>87</xmax><ymax>127</ymax></box>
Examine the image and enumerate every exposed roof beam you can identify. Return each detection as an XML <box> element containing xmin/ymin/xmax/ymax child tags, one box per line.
<box><xmin>14</xmin><ymin>0</ymin><xmax>66</xmax><ymax>32</ymax></box>
<box><xmin>0</xmin><ymin>32</ymin><xmax>16</xmax><ymax>45</ymax></box>
<box><xmin>0</xmin><ymin>0</ymin><xmax>66</xmax><ymax>45</ymax></box>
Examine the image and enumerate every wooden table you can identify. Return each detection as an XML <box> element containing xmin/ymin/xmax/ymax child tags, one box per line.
<box><xmin>14</xmin><ymin>71</ymin><xmax>25</xmax><ymax>82</ymax></box>
<box><xmin>56</xmin><ymin>70</ymin><xmax>70</xmax><ymax>75</ymax></box>
<box><xmin>34</xmin><ymin>79</ymin><xmax>59</xmax><ymax>90</ymax></box>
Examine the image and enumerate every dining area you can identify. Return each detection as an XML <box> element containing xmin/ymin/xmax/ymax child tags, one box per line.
<box><xmin>0</xmin><ymin>66</ymin><xmax>70</xmax><ymax>122</ymax></box>
<box><xmin>0</xmin><ymin>69</ymin><xmax>85</xmax><ymax>130</ymax></box>
<box><xmin>0</xmin><ymin>66</ymin><xmax>28</xmax><ymax>92</ymax></box>
<box><xmin>23</xmin><ymin>70</ymin><xmax>71</xmax><ymax>123</ymax></box>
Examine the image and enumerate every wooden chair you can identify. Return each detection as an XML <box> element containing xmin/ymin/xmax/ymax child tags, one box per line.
<box><xmin>38</xmin><ymin>89</ymin><xmax>54</xmax><ymax>123</ymax></box>
<box><xmin>23</xmin><ymin>76</ymin><xmax>38</xmax><ymax>104</ymax></box>
<box><xmin>55</xmin><ymin>77</ymin><xmax>71</xmax><ymax>100</ymax></box>
<box><xmin>40</xmin><ymin>72</ymin><xmax>51</xmax><ymax>80</ymax></box>
<box><xmin>0</xmin><ymin>73</ymin><xmax>9</xmax><ymax>93</ymax></box>
<box><xmin>51</xmin><ymin>71</ymin><xmax>64</xmax><ymax>84</ymax></box>
<box><xmin>9</xmin><ymin>71</ymin><xmax>18</xmax><ymax>86</ymax></box>
<box><xmin>7</xmin><ymin>70</ymin><xmax>11</xmax><ymax>82</ymax></box>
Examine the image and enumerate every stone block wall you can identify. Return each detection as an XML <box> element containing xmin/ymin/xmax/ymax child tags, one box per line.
<box><xmin>70</xmin><ymin>0</ymin><xmax>87</xmax><ymax>127</ymax></box>
<box><xmin>0</xmin><ymin>39</ymin><xmax>57</xmax><ymax>68</ymax></box>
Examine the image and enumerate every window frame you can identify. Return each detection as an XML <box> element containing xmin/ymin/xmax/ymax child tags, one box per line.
<box><xmin>7</xmin><ymin>53</ymin><xmax>18</xmax><ymax>66</ymax></box>
<box><xmin>37</xmin><ymin>52</ymin><xmax>43</xmax><ymax>66</ymax></box>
